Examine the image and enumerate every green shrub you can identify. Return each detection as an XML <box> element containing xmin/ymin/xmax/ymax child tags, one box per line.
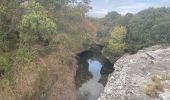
<box><xmin>104</xmin><ymin>26</ymin><xmax>127</xmax><ymax>56</ymax></box>
<box><xmin>19</xmin><ymin>0</ymin><xmax>57</xmax><ymax>44</ymax></box>
<box><xmin>15</xmin><ymin>48</ymin><xmax>32</xmax><ymax>63</ymax></box>
<box><xmin>0</xmin><ymin>53</ymin><xmax>10</xmax><ymax>74</ymax></box>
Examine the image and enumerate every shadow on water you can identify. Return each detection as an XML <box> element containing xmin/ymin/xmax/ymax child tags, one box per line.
<box><xmin>75</xmin><ymin>44</ymin><xmax>114</xmax><ymax>100</ymax></box>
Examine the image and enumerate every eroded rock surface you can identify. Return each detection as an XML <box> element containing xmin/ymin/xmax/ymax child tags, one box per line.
<box><xmin>99</xmin><ymin>46</ymin><xmax>170</xmax><ymax>100</ymax></box>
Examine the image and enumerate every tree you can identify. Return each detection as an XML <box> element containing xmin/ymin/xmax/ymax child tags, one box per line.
<box><xmin>126</xmin><ymin>7</ymin><xmax>170</xmax><ymax>53</ymax></box>
<box><xmin>0</xmin><ymin>0</ymin><xmax>20</xmax><ymax>51</ymax></box>
<box><xmin>151</xmin><ymin>16</ymin><xmax>170</xmax><ymax>43</ymax></box>
<box><xmin>39</xmin><ymin>0</ymin><xmax>75</xmax><ymax>10</ymax></box>
<box><xmin>0</xmin><ymin>0</ymin><xmax>94</xmax><ymax>76</ymax></box>
<box><xmin>105</xmin><ymin>11</ymin><xmax>121</xmax><ymax>22</ymax></box>
<box><xmin>0</xmin><ymin>0</ymin><xmax>19</xmax><ymax>74</ymax></box>
<box><xmin>19</xmin><ymin>0</ymin><xmax>57</xmax><ymax>44</ymax></box>
<box><xmin>115</xmin><ymin>13</ymin><xmax>133</xmax><ymax>27</ymax></box>
<box><xmin>104</xmin><ymin>26</ymin><xmax>127</xmax><ymax>56</ymax></box>
<box><xmin>96</xmin><ymin>11</ymin><xmax>121</xmax><ymax>44</ymax></box>
<box><xmin>77</xmin><ymin>0</ymin><xmax>92</xmax><ymax>14</ymax></box>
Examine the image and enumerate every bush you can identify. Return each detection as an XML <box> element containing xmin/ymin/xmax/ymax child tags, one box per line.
<box><xmin>104</xmin><ymin>26</ymin><xmax>127</xmax><ymax>56</ymax></box>
<box><xmin>0</xmin><ymin>53</ymin><xmax>10</xmax><ymax>75</ymax></box>
<box><xmin>15</xmin><ymin>47</ymin><xmax>32</xmax><ymax>63</ymax></box>
<box><xmin>126</xmin><ymin>8</ymin><xmax>170</xmax><ymax>53</ymax></box>
<box><xmin>19</xmin><ymin>0</ymin><xmax>57</xmax><ymax>44</ymax></box>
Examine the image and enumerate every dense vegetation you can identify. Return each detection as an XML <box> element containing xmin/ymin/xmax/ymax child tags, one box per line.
<box><xmin>0</xmin><ymin>0</ymin><xmax>96</xmax><ymax>75</ymax></box>
<box><xmin>0</xmin><ymin>0</ymin><xmax>97</xmax><ymax>99</ymax></box>
<box><xmin>94</xmin><ymin>7</ymin><xmax>170</xmax><ymax>59</ymax></box>
<box><xmin>103</xmin><ymin>26</ymin><xmax>127</xmax><ymax>57</ymax></box>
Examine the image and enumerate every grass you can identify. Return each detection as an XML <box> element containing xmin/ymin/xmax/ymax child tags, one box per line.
<box><xmin>0</xmin><ymin>77</ymin><xmax>16</xmax><ymax>100</ymax></box>
<box><xmin>144</xmin><ymin>75</ymin><xmax>166</xmax><ymax>98</ymax></box>
<box><xmin>144</xmin><ymin>83</ymin><xmax>157</xmax><ymax>97</ymax></box>
<box><xmin>0</xmin><ymin>33</ymin><xmax>86</xmax><ymax>100</ymax></box>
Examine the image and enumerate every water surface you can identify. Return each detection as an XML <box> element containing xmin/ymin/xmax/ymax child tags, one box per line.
<box><xmin>77</xmin><ymin>58</ymin><xmax>104</xmax><ymax>100</ymax></box>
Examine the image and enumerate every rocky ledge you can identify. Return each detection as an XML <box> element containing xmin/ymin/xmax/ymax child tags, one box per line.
<box><xmin>98</xmin><ymin>46</ymin><xmax>170</xmax><ymax>100</ymax></box>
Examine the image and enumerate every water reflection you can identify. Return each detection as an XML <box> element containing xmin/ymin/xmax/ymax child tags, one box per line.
<box><xmin>88</xmin><ymin>59</ymin><xmax>102</xmax><ymax>81</ymax></box>
<box><xmin>77</xmin><ymin>58</ymin><xmax>104</xmax><ymax>100</ymax></box>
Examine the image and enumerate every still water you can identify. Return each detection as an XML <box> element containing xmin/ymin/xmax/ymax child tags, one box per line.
<box><xmin>77</xmin><ymin>58</ymin><xmax>104</xmax><ymax>100</ymax></box>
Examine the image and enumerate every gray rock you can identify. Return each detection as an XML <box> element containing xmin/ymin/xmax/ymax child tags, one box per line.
<box><xmin>98</xmin><ymin>46</ymin><xmax>170</xmax><ymax>100</ymax></box>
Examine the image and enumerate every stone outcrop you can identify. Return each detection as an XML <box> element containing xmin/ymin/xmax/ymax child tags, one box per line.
<box><xmin>98</xmin><ymin>46</ymin><xmax>170</xmax><ymax>100</ymax></box>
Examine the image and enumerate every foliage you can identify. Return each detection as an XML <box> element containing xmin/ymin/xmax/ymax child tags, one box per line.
<box><xmin>105</xmin><ymin>11</ymin><xmax>121</xmax><ymax>22</ymax></box>
<box><xmin>15</xmin><ymin>47</ymin><xmax>32</xmax><ymax>63</ymax></box>
<box><xmin>0</xmin><ymin>1</ymin><xmax>96</xmax><ymax>99</ymax></box>
<box><xmin>19</xmin><ymin>0</ymin><xmax>57</xmax><ymax>44</ymax></box>
<box><xmin>104</xmin><ymin>26</ymin><xmax>127</xmax><ymax>56</ymax></box>
<box><xmin>77</xmin><ymin>0</ymin><xmax>92</xmax><ymax>14</ymax></box>
<box><xmin>95</xmin><ymin>11</ymin><xmax>121</xmax><ymax>44</ymax></box>
<box><xmin>0</xmin><ymin>0</ymin><xmax>19</xmax><ymax>74</ymax></box>
<box><xmin>0</xmin><ymin>0</ymin><xmax>20</xmax><ymax>51</ymax></box>
<box><xmin>151</xmin><ymin>16</ymin><xmax>170</xmax><ymax>43</ymax></box>
<box><xmin>115</xmin><ymin>13</ymin><xmax>133</xmax><ymax>27</ymax></box>
<box><xmin>98</xmin><ymin>7</ymin><xmax>170</xmax><ymax>53</ymax></box>
<box><xmin>0</xmin><ymin>53</ymin><xmax>10</xmax><ymax>75</ymax></box>
<box><xmin>126</xmin><ymin>7</ymin><xmax>170</xmax><ymax>53</ymax></box>
<box><xmin>0</xmin><ymin>0</ymin><xmax>94</xmax><ymax>77</ymax></box>
<box><xmin>83</xmin><ymin>19</ymin><xmax>97</xmax><ymax>35</ymax></box>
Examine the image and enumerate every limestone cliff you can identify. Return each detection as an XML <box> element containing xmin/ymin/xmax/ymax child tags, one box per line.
<box><xmin>99</xmin><ymin>46</ymin><xmax>170</xmax><ymax>100</ymax></box>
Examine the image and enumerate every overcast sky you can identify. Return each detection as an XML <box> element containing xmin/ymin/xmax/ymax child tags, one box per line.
<box><xmin>87</xmin><ymin>0</ymin><xmax>170</xmax><ymax>18</ymax></box>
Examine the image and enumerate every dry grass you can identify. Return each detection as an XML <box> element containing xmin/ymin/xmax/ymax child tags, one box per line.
<box><xmin>0</xmin><ymin>77</ymin><xmax>16</xmax><ymax>100</ymax></box>
<box><xmin>0</xmin><ymin>47</ymin><xmax>78</xmax><ymax>100</ymax></box>
<box><xmin>25</xmin><ymin>46</ymin><xmax>78</xmax><ymax>100</ymax></box>
<box><xmin>144</xmin><ymin>84</ymin><xmax>157</xmax><ymax>97</ymax></box>
<box><xmin>144</xmin><ymin>75</ymin><xmax>165</xmax><ymax>98</ymax></box>
<box><xmin>160</xmin><ymin>73</ymin><xmax>170</xmax><ymax>80</ymax></box>
<box><xmin>0</xmin><ymin>33</ymin><xmax>84</xmax><ymax>100</ymax></box>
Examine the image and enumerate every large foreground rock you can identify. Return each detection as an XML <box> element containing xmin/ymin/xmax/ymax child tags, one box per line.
<box><xmin>99</xmin><ymin>46</ymin><xmax>170</xmax><ymax>100</ymax></box>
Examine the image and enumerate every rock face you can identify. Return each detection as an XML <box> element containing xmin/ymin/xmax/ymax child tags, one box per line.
<box><xmin>98</xmin><ymin>46</ymin><xmax>170</xmax><ymax>100</ymax></box>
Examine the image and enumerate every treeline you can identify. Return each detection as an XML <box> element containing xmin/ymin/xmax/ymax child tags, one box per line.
<box><xmin>93</xmin><ymin>7</ymin><xmax>170</xmax><ymax>59</ymax></box>
<box><xmin>0</xmin><ymin>0</ymin><xmax>96</xmax><ymax>75</ymax></box>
